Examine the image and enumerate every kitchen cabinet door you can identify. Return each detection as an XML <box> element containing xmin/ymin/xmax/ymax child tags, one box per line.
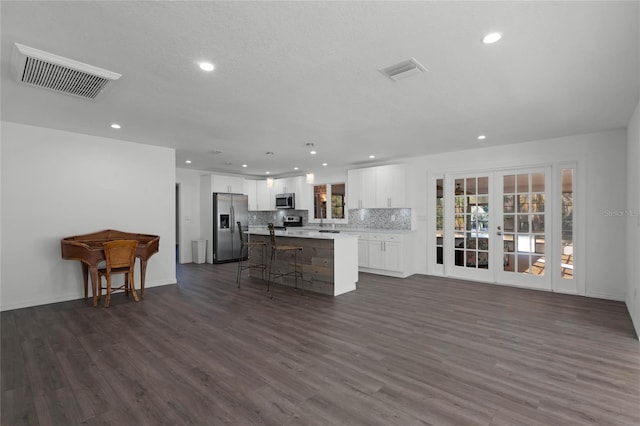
<box><xmin>255</xmin><ymin>180</ymin><xmax>273</xmax><ymax>211</ymax></box>
<box><xmin>368</xmin><ymin>240</ymin><xmax>384</xmax><ymax>268</ymax></box>
<box><xmin>367</xmin><ymin>233</ymin><xmax>404</xmax><ymax>272</ymax></box>
<box><xmin>295</xmin><ymin>177</ymin><xmax>311</xmax><ymax>211</ymax></box>
<box><xmin>354</xmin><ymin>233</ymin><xmax>369</xmax><ymax>267</ymax></box>
<box><xmin>376</xmin><ymin>165</ymin><xmax>406</xmax><ymax>208</ymax></box>
<box><xmin>212</xmin><ymin>175</ymin><xmax>245</xmax><ymax>193</ymax></box>
<box><xmin>383</xmin><ymin>241</ymin><xmax>403</xmax><ymax>271</ymax></box>
<box><xmin>228</xmin><ymin>176</ymin><xmax>245</xmax><ymax>193</ymax></box>
<box><xmin>348</xmin><ymin>168</ymin><xmax>376</xmax><ymax>209</ymax></box>
<box><xmin>246</xmin><ymin>180</ymin><xmax>258</xmax><ymax>211</ymax></box>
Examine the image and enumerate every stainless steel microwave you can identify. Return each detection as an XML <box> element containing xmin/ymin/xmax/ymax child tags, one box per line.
<box><xmin>275</xmin><ymin>193</ymin><xmax>295</xmax><ymax>209</ymax></box>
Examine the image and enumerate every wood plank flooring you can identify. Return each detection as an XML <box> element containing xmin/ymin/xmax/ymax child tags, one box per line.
<box><xmin>2</xmin><ymin>262</ymin><xmax>639</xmax><ymax>425</ymax></box>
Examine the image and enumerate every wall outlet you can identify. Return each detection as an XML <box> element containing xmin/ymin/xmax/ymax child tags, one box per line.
<box><xmin>273</xmin><ymin>214</ymin><xmax>277</xmax><ymax>219</ymax></box>
<box><xmin>253</xmin><ymin>215</ymin><xmax>257</xmax><ymax>220</ymax></box>
<box><xmin>391</xmin><ymin>214</ymin><xmax>396</xmax><ymax>221</ymax></box>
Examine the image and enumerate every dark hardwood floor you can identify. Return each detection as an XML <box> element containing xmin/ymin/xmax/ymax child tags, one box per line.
<box><xmin>2</xmin><ymin>262</ymin><xmax>639</xmax><ymax>425</ymax></box>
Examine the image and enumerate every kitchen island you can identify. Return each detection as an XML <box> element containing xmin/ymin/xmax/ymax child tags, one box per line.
<box><xmin>247</xmin><ymin>229</ymin><xmax>358</xmax><ymax>296</ymax></box>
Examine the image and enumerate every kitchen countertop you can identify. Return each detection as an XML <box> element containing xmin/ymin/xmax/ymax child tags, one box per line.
<box><xmin>248</xmin><ymin>225</ymin><xmax>414</xmax><ymax>234</ymax></box>
<box><xmin>248</xmin><ymin>229</ymin><xmax>358</xmax><ymax>240</ymax></box>
<box><xmin>302</xmin><ymin>227</ymin><xmax>414</xmax><ymax>234</ymax></box>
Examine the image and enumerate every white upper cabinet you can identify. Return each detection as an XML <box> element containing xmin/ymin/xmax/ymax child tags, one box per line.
<box><xmin>256</xmin><ymin>180</ymin><xmax>273</xmax><ymax>211</ymax></box>
<box><xmin>246</xmin><ymin>180</ymin><xmax>273</xmax><ymax>211</ymax></box>
<box><xmin>348</xmin><ymin>164</ymin><xmax>405</xmax><ymax>209</ymax></box>
<box><xmin>247</xmin><ymin>176</ymin><xmax>312</xmax><ymax>212</ymax></box>
<box><xmin>274</xmin><ymin>177</ymin><xmax>298</xmax><ymax>195</ymax></box>
<box><xmin>375</xmin><ymin>164</ymin><xmax>406</xmax><ymax>208</ymax></box>
<box><xmin>273</xmin><ymin>176</ymin><xmax>310</xmax><ymax>210</ymax></box>
<box><xmin>211</xmin><ymin>175</ymin><xmax>245</xmax><ymax>193</ymax></box>
<box><xmin>347</xmin><ymin>168</ymin><xmax>376</xmax><ymax>209</ymax></box>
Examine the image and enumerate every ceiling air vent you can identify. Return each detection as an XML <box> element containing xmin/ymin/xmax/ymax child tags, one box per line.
<box><xmin>11</xmin><ymin>43</ymin><xmax>121</xmax><ymax>100</ymax></box>
<box><xmin>379</xmin><ymin>57</ymin><xmax>427</xmax><ymax>82</ymax></box>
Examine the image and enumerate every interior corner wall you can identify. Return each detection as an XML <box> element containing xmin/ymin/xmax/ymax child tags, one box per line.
<box><xmin>175</xmin><ymin>168</ymin><xmax>204</xmax><ymax>263</ymax></box>
<box><xmin>0</xmin><ymin>122</ymin><xmax>177</xmax><ymax>311</ymax></box>
<box><xmin>626</xmin><ymin>98</ymin><xmax>640</xmax><ymax>339</ymax></box>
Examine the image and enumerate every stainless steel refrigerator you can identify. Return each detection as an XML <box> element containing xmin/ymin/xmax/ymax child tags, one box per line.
<box><xmin>212</xmin><ymin>193</ymin><xmax>249</xmax><ymax>263</ymax></box>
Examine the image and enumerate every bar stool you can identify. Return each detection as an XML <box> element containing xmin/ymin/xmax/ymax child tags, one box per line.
<box><xmin>267</xmin><ymin>223</ymin><xmax>303</xmax><ymax>296</ymax></box>
<box><xmin>236</xmin><ymin>222</ymin><xmax>267</xmax><ymax>287</ymax></box>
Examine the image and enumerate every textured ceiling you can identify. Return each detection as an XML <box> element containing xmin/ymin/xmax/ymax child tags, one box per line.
<box><xmin>1</xmin><ymin>1</ymin><xmax>639</xmax><ymax>178</ymax></box>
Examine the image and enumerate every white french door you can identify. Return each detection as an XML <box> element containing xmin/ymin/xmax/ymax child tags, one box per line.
<box><xmin>444</xmin><ymin>167</ymin><xmax>551</xmax><ymax>290</ymax></box>
<box><xmin>494</xmin><ymin>168</ymin><xmax>551</xmax><ymax>290</ymax></box>
<box><xmin>446</xmin><ymin>173</ymin><xmax>494</xmax><ymax>282</ymax></box>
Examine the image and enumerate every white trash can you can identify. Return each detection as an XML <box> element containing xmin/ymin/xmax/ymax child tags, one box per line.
<box><xmin>191</xmin><ymin>239</ymin><xmax>206</xmax><ymax>264</ymax></box>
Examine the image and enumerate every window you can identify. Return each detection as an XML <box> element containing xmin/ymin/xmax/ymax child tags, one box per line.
<box><xmin>313</xmin><ymin>183</ymin><xmax>346</xmax><ymax>221</ymax></box>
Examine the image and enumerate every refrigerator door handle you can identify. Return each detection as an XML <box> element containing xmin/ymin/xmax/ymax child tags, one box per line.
<box><xmin>230</xmin><ymin>205</ymin><xmax>235</xmax><ymax>234</ymax></box>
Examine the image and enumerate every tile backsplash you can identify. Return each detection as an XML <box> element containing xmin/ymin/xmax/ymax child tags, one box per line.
<box><xmin>249</xmin><ymin>210</ymin><xmax>309</xmax><ymax>226</ymax></box>
<box><xmin>347</xmin><ymin>208</ymin><xmax>411</xmax><ymax>230</ymax></box>
<box><xmin>249</xmin><ymin>208</ymin><xmax>411</xmax><ymax>230</ymax></box>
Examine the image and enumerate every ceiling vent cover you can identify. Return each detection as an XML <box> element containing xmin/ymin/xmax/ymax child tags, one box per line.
<box><xmin>379</xmin><ymin>57</ymin><xmax>427</xmax><ymax>82</ymax></box>
<box><xmin>12</xmin><ymin>43</ymin><xmax>122</xmax><ymax>100</ymax></box>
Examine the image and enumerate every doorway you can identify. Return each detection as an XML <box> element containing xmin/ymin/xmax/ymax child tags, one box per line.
<box><xmin>442</xmin><ymin>167</ymin><xmax>552</xmax><ymax>290</ymax></box>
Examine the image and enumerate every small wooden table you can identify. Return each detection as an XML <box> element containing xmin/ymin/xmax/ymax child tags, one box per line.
<box><xmin>61</xmin><ymin>229</ymin><xmax>160</xmax><ymax>306</ymax></box>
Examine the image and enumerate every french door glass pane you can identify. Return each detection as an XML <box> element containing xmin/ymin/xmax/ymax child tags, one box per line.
<box><xmin>504</xmin><ymin>175</ymin><xmax>515</xmax><ymax>193</ymax></box>
<box><xmin>436</xmin><ymin>179</ymin><xmax>444</xmax><ymax>264</ymax></box>
<box><xmin>561</xmin><ymin>169</ymin><xmax>574</xmax><ymax>279</ymax></box>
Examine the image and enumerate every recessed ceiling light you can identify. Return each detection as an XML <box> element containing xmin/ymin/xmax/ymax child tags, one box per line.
<box><xmin>265</xmin><ymin>171</ymin><xmax>270</xmax><ymax>175</ymax></box>
<box><xmin>369</xmin><ymin>155</ymin><xmax>376</xmax><ymax>159</ymax></box>
<box><xmin>477</xmin><ymin>135</ymin><xmax>487</xmax><ymax>140</ymax></box>
<box><xmin>185</xmin><ymin>160</ymin><xmax>192</xmax><ymax>164</ymax></box>
<box><xmin>110</xmin><ymin>123</ymin><xmax>121</xmax><ymax>129</ymax></box>
<box><xmin>294</xmin><ymin>167</ymin><xmax>299</xmax><ymax>171</ymax></box>
<box><xmin>310</xmin><ymin>150</ymin><xmax>317</xmax><ymax>155</ymax></box>
<box><xmin>242</xmin><ymin>164</ymin><xmax>248</xmax><ymax>168</ymax></box>
<box><xmin>198</xmin><ymin>61</ymin><xmax>215</xmax><ymax>72</ymax></box>
<box><xmin>322</xmin><ymin>163</ymin><xmax>328</xmax><ymax>166</ymax></box>
<box><xmin>482</xmin><ymin>32</ymin><xmax>502</xmax><ymax>44</ymax></box>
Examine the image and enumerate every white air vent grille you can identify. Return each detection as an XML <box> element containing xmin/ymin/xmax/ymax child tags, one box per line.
<box><xmin>12</xmin><ymin>43</ymin><xmax>121</xmax><ymax>100</ymax></box>
<box><xmin>379</xmin><ymin>57</ymin><xmax>427</xmax><ymax>82</ymax></box>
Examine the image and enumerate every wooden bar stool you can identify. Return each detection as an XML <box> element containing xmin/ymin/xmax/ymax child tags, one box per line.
<box><xmin>267</xmin><ymin>223</ymin><xmax>303</xmax><ymax>297</ymax></box>
<box><xmin>236</xmin><ymin>221</ymin><xmax>267</xmax><ymax>287</ymax></box>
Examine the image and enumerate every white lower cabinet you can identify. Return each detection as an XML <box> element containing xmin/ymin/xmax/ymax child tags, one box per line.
<box><xmin>368</xmin><ymin>234</ymin><xmax>402</xmax><ymax>272</ymax></box>
<box><xmin>356</xmin><ymin>232</ymin><xmax>412</xmax><ymax>278</ymax></box>
<box><xmin>356</xmin><ymin>234</ymin><xmax>370</xmax><ymax>267</ymax></box>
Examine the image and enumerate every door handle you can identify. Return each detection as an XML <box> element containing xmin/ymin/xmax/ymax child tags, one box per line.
<box><xmin>497</xmin><ymin>231</ymin><xmax>503</xmax><ymax>236</ymax></box>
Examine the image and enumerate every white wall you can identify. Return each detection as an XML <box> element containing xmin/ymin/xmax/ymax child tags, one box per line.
<box><xmin>175</xmin><ymin>168</ymin><xmax>204</xmax><ymax>263</ymax></box>
<box><xmin>0</xmin><ymin>122</ymin><xmax>176</xmax><ymax>311</ymax></box>
<box><xmin>626</xmin><ymin>98</ymin><xmax>640</xmax><ymax>338</ymax></box>
<box><xmin>404</xmin><ymin>128</ymin><xmax>628</xmax><ymax>301</ymax></box>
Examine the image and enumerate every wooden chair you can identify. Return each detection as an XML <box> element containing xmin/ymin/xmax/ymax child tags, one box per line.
<box><xmin>267</xmin><ymin>223</ymin><xmax>303</xmax><ymax>296</ymax></box>
<box><xmin>98</xmin><ymin>240</ymin><xmax>139</xmax><ymax>308</ymax></box>
<box><xmin>236</xmin><ymin>221</ymin><xmax>267</xmax><ymax>287</ymax></box>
